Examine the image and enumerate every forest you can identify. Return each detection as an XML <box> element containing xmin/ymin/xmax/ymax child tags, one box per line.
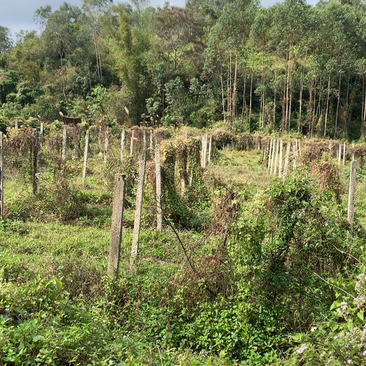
<box><xmin>1</xmin><ymin>0</ymin><xmax>366</xmax><ymax>139</ymax></box>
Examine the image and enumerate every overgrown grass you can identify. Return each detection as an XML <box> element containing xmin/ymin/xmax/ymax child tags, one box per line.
<box><xmin>2</xmin><ymin>128</ymin><xmax>366</xmax><ymax>365</ymax></box>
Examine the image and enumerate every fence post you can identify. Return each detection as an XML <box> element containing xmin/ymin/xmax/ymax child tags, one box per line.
<box><xmin>283</xmin><ymin>141</ymin><xmax>291</xmax><ymax>177</ymax></box>
<box><xmin>61</xmin><ymin>126</ymin><xmax>67</xmax><ymax>177</ymax></box>
<box><xmin>98</xmin><ymin>125</ymin><xmax>102</xmax><ymax>146</ymax></box>
<box><xmin>32</xmin><ymin>129</ymin><xmax>38</xmax><ymax>195</ymax></box>
<box><xmin>82</xmin><ymin>129</ymin><xmax>90</xmax><ymax>189</ymax></box>
<box><xmin>267</xmin><ymin>139</ymin><xmax>273</xmax><ymax>171</ymax></box>
<box><xmin>76</xmin><ymin>125</ymin><xmax>82</xmax><ymax>159</ymax></box>
<box><xmin>208</xmin><ymin>134</ymin><xmax>212</xmax><ymax>165</ymax></box>
<box><xmin>348</xmin><ymin>159</ymin><xmax>357</xmax><ymax>224</ymax></box>
<box><xmin>338</xmin><ymin>143</ymin><xmax>342</xmax><ymax>165</ymax></box>
<box><xmin>130</xmin><ymin>145</ymin><xmax>147</xmax><ymax>267</ymax></box>
<box><xmin>104</xmin><ymin>127</ymin><xmax>109</xmax><ymax>167</ymax></box>
<box><xmin>278</xmin><ymin>139</ymin><xmax>283</xmax><ymax>177</ymax></box>
<box><xmin>270</xmin><ymin>139</ymin><xmax>276</xmax><ymax>175</ymax></box>
<box><xmin>107</xmin><ymin>174</ymin><xmax>126</xmax><ymax>279</ymax></box>
<box><xmin>0</xmin><ymin>132</ymin><xmax>3</xmax><ymax>218</ymax></box>
<box><xmin>121</xmin><ymin>129</ymin><xmax>125</xmax><ymax>163</ymax></box>
<box><xmin>155</xmin><ymin>140</ymin><xmax>162</xmax><ymax>232</ymax></box>
<box><xmin>130</xmin><ymin>130</ymin><xmax>135</xmax><ymax>157</ymax></box>
<box><xmin>201</xmin><ymin>135</ymin><xmax>208</xmax><ymax>168</ymax></box>
<box><xmin>273</xmin><ymin>139</ymin><xmax>279</xmax><ymax>176</ymax></box>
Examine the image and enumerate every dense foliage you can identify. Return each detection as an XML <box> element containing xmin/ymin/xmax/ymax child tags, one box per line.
<box><xmin>2</xmin><ymin>0</ymin><xmax>366</xmax><ymax>138</ymax></box>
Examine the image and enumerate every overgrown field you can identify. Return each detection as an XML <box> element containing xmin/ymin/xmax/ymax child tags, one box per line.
<box><xmin>1</xmin><ymin>125</ymin><xmax>366</xmax><ymax>365</ymax></box>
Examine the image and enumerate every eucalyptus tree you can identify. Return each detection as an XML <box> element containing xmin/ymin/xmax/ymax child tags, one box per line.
<box><xmin>0</xmin><ymin>26</ymin><xmax>12</xmax><ymax>55</ymax></box>
<box><xmin>267</xmin><ymin>0</ymin><xmax>311</xmax><ymax>133</ymax></box>
<box><xmin>204</xmin><ymin>0</ymin><xmax>258</xmax><ymax>123</ymax></box>
<box><xmin>82</xmin><ymin>0</ymin><xmax>114</xmax><ymax>80</ymax></box>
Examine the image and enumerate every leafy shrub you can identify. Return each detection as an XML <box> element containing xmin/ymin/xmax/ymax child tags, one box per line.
<box><xmin>228</xmin><ymin>170</ymin><xmax>362</xmax><ymax>358</ymax></box>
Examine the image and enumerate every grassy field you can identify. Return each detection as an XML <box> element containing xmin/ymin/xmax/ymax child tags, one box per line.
<box><xmin>1</xmin><ymin>128</ymin><xmax>366</xmax><ymax>365</ymax></box>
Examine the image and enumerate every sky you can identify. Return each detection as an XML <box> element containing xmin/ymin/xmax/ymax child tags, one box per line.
<box><xmin>1</xmin><ymin>0</ymin><xmax>317</xmax><ymax>40</ymax></box>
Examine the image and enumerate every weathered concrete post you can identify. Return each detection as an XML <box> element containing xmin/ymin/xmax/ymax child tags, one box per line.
<box><xmin>201</xmin><ymin>135</ymin><xmax>208</xmax><ymax>168</ymax></box>
<box><xmin>208</xmin><ymin>134</ymin><xmax>212</xmax><ymax>165</ymax></box>
<box><xmin>273</xmin><ymin>139</ymin><xmax>279</xmax><ymax>176</ymax></box>
<box><xmin>107</xmin><ymin>174</ymin><xmax>126</xmax><ymax>279</ymax></box>
<box><xmin>130</xmin><ymin>142</ymin><xmax>147</xmax><ymax>266</ymax></box>
<box><xmin>155</xmin><ymin>140</ymin><xmax>162</xmax><ymax>232</ymax></box>
<box><xmin>61</xmin><ymin>126</ymin><xmax>67</xmax><ymax>177</ymax></box>
<box><xmin>130</xmin><ymin>130</ymin><xmax>135</xmax><ymax>157</ymax></box>
<box><xmin>348</xmin><ymin>159</ymin><xmax>357</xmax><ymax>224</ymax></box>
<box><xmin>278</xmin><ymin>139</ymin><xmax>283</xmax><ymax>177</ymax></box>
<box><xmin>104</xmin><ymin>127</ymin><xmax>109</xmax><ymax>167</ymax></box>
<box><xmin>98</xmin><ymin>125</ymin><xmax>102</xmax><ymax>146</ymax></box>
<box><xmin>82</xmin><ymin>130</ymin><xmax>90</xmax><ymax>189</ymax></box>
<box><xmin>283</xmin><ymin>141</ymin><xmax>291</xmax><ymax>177</ymax></box>
<box><xmin>121</xmin><ymin>129</ymin><xmax>125</xmax><ymax>163</ymax></box>
<box><xmin>32</xmin><ymin>129</ymin><xmax>38</xmax><ymax>195</ymax></box>
<box><xmin>268</xmin><ymin>139</ymin><xmax>273</xmax><ymax>171</ymax></box>
<box><xmin>270</xmin><ymin>139</ymin><xmax>276</xmax><ymax>175</ymax></box>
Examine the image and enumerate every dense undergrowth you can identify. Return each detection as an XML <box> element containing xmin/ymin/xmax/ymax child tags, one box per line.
<box><xmin>1</xmin><ymin>128</ymin><xmax>366</xmax><ymax>365</ymax></box>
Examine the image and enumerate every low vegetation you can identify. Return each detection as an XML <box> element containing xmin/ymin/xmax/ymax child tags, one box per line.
<box><xmin>1</xmin><ymin>124</ymin><xmax>366</xmax><ymax>365</ymax></box>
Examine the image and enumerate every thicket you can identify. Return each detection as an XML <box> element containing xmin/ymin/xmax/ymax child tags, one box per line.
<box><xmin>1</xmin><ymin>124</ymin><xmax>366</xmax><ymax>364</ymax></box>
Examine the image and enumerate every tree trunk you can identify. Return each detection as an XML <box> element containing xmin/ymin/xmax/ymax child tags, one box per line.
<box><xmin>324</xmin><ymin>76</ymin><xmax>331</xmax><ymax>137</ymax></box>
<box><xmin>334</xmin><ymin>71</ymin><xmax>342</xmax><ymax>139</ymax></box>
<box><xmin>232</xmin><ymin>55</ymin><xmax>238</xmax><ymax>122</ymax></box>
<box><xmin>298</xmin><ymin>70</ymin><xmax>304</xmax><ymax>133</ymax></box>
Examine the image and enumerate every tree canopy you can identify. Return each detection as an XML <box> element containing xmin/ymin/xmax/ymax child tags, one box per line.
<box><xmin>1</xmin><ymin>0</ymin><xmax>366</xmax><ymax>138</ymax></box>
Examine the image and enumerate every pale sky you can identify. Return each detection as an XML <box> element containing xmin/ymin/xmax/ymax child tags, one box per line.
<box><xmin>1</xmin><ymin>0</ymin><xmax>317</xmax><ymax>40</ymax></box>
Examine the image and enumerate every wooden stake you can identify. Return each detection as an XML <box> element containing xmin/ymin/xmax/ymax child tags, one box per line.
<box><xmin>155</xmin><ymin>141</ymin><xmax>162</xmax><ymax>231</ymax></box>
<box><xmin>82</xmin><ymin>130</ymin><xmax>90</xmax><ymax>189</ymax></box>
<box><xmin>130</xmin><ymin>146</ymin><xmax>147</xmax><ymax>266</ymax></box>
<box><xmin>348</xmin><ymin>159</ymin><xmax>357</xmax><ymax>224</ymax></box>
<box><xmin>107</xmin><ymin>174</ymin><xmax>126</xmax><ymax>279</ymax></box>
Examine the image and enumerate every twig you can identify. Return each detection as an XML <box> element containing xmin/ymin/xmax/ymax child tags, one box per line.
<box><xmin>312</xmin><ymin>271</ymin><xmax>355</xmax><ymax>300</ymax></box>
<box><xmin>331</xmin><ymin>243</ymin><xmax>364</xmax><ymax>265</ymax></box>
